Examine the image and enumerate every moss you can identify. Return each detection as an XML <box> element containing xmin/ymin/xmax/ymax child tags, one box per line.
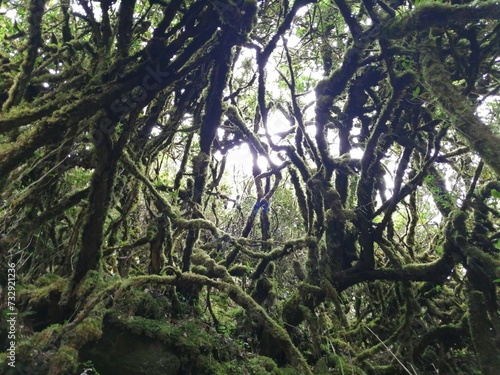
<box><xmin>313</xmin><ymin>357</ymin><xmax>330</xmax><ymax>374</ymax></box>
<box><xmin>228</xmin><ymin>264</ymin><xmax>248</xmax><ymax>277</ymax></box>
<box><xmin>465</xmin><ymin>247</ymin><xmax>500</xmax><ymax>278</ymax></box>
<box><xmin>251</xmin><ymin>276</ymin><xmax>274</xmax><ymax>304</ymax></box>
<box><xmin>0</xmin><ymin>352</ymin><xmax>17</xmax><ymax>375</ymax></box>
<box><xmin>113</xmin><ymin>287</ymin><xmax>170</xmax><ymax>319</ymax></box>
<box><xmin>108</xmin><ymin>313</ymin><xmax>213</xmax><ymax>355</ymax></box>
<box><xmin>64</xmin><ymin>313</ymin><xmax>103</xmax><ymax>349</ymax></box>
<box><xmin>76</xmin><ymin>270</ymin><xmax>106</xmax><ymax>298</ymax></box>
<box><xmin>298</xmin><ymin>282</ymin><xmax>322</xmax><ymax>296</ymax></box>
<box><xmin>13</xmin><ymin>324</ymin><xmax>62</xmax><ymax>373</ymax></box>
<box><xmin>278</xmin><ymin>366</ymin><xmax>301</xmax><ymax>375</ymax></box>
<box><xmin>102</xmin><ymin>313</ymin><xmax>284</xmax><ymax>374</ymax></box>
<box><xmin>420</xmin><ymin>37</ymin><xmax>500</xmax><ymax>177</ymax></box>
<box><xmin>192</xmin><ymin>264</ymin><xmax>209</xmax><ymax>275</ymax></box>
<box><xmin>16</xmin><ymin>325</ymin><xmax>58</xmax><ymax>355</ymax></box>
<box><xmin>34</xmin><ymin>273</ymin><xmax>64</xmax><ymax>287</ymax></box>
<box><xmin>20</xmin><ymin>275</ymin><xmax>68</xmax><ymax>304</ymax></box>
<box><xmin>311</xmin><ymin>354</ymin><xmax>367</xmax><ymax>375</ymax></box>
<box><xmin>282</xmin><ymin>292</ymin><xmax>308</xmax><ymax>326</ymax></box>
<box><xmin>247</xmin><ymin>355</ymin><xmax>279</xmax><ymax>373</ymax></box>
<box><xmin>381</xmin><ymin>2</ymin><xmax>497</xmax><ymax>39</ymax></box>
<box><xmin>47</xmin><ymin>345</ymin><xmax>79</xmax><ymax>375</ymax></box>
<box><xmin>193</xmin><ymin>353</ymin><xmax>291</xmax><ymax>375</ymax></box>
<box><xmin>209</xmin><ymin>354</ymin><xmax>290</xmax><ymax>375</ymax></box>
<box><xmin>467</xmin><ymin>291</ymin><xmax>500</xmax><ymax>373</ymax></box>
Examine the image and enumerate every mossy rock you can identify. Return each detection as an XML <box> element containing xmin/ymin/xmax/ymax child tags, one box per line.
<box><xmin>80</xmin><ymin>323</ymin><xmax>181</xmax><ymax>375</ymax></box>
<box><xmin>80</xmin><ymin>313</ymin><xmax>294</xmax><ymax>375</ymax></box>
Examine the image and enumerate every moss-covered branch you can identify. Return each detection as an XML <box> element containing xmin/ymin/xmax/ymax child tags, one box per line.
<box><xmin>420</xmin><ymin>37</ymin><xmax>500</xmax><ymax>176</ymax></box>
<box><xmin>381</xmin><ymin>1</ymin><xmax>500</xmax><ymax>40</ymax></box>
<box><xmin>2</xmin><ymin>0</ymin><xmax>47</xmax><ymax>111</ymax></box>
<box><xmin>468</xmin><ymin>291</ymin><xmax>500</xmax><ymax>374</ymax></box>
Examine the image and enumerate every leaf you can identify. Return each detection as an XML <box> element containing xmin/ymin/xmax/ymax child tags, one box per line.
<box><xmin>412</xmin><ymin>86</ymin><xmax>421</xmax><ymax>97</ymax></box>
<box><xmin>494</xmin><ymin>240</ymin><xmax>500</xmax><ymax>250</ymax></box>
<box><xmin>491</xmin><ymin>189</ymin><xmax>500</xmax><ymax>199</ymax></box>
<box><xmin>494</xmin><ymin>279</ymin><xmax>500</xmax><ymax>284</ymax></box>
<box><xmin>170</xmin><ymin>189</ymin><xmax>179</xmax><ymax>201</ymax></box>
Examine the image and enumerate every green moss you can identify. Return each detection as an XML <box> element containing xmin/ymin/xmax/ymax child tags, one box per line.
<box><xmin>104</xmin><ymin>313</ymin><xmax>286</xmax><ymax>374</ymax></box>
<box><xmin>0</xmin><ymin>352</ymin><xmax>17</xmax><ymax>375</ymax></box>
<box><xmin>207</xmin><ymin>354</ymin><xmax>293</xmax><ymax>375</ymax></box>
<box><xmin>468</xmin><ymin>291</ymin><xmax>500</xmax><ymax>373</ymax></box>
<box><xmin>246</xmin><ymin>355</ymin><xmax>279</xmax><ymax>373</ymax></box>
<box><xmin>192</xmin><ymin>265</ymin><xmax>209</xmax><ymax>275</ymax></box>
<box><xmin>17</xmin><ymin>324</ymin><xmax>62</xmax><ymax>356</ymax></box>
<box><xmin>206</xmin><ymin>354</ymin><xmax>292</xmax><ymax>375</ymax></box>
<box><xmin>282</xmin><ymin>292</ymin><xmax>308</xmax><ymax>325</ymax></box>
<box><xmin>465</xmin><ymin>247</ymin><xmax>500</xmax><ymax>279</ymax></box>
<box><xmin>47</xmin><ymin>345</ymin><xmax>79</xmax><ymax>375</ymax></box>
<box><xmin>76</xmin><ymin>270</ymin><xmax>106</xmax><ymax>297</ymax></box>
<box><xmin>64</xmin><ymin>314</ymin><xmax>103</xmax><ymax>349</ymax></box>
<box><xmin>19</xmin><ymin>275</ymin><xmax>68</xmax><ymax>304</ymax></box>
<box><xmin>108</xmin><ymin>313</ymin><xmax>214</xmax><ymax>355</ymax></box>
<box><xmin>228</xmin><ymin>264</ymin><xmax>248</xmax><ymax>277</ymax></box>
<box><xmin>12</xmin><ymin>324</ymin><xmax>62</xmax><ymax>373</ymax></box>
<box><xmin>35</xmin><ymin>273</ymin><xmax>65</xmax><ymax>287</ymax></box>
<box><xmin>113</xmin><ymin>288</ymin><xmax>171</xmax><ymax>319</ymax></box>
<box><xmin>278</xmin><ymin>367</ymin><xmax>301</xmax><ymax>375</ymax></box>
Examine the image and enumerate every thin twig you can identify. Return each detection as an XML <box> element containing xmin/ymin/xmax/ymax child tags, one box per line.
<box><xmin>365</xmin><ymin>325</ymin><xmax>418</xmax><ymax>375</ymax></box>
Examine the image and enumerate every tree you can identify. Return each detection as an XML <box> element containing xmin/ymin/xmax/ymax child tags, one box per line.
<box><xmin>1</xmin><ymin>0</ymin><xmax>500</xmax><ymax>374</ymax></box>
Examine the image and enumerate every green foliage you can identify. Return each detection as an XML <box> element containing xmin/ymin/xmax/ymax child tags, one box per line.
<box><xmin>435</xmin><ymin>245</ymin><xmax>444</xmax><ymax>255</ymax></box>
<box><xmin>494</xmin><ymin>240</ymin><xmax>500</xmax><ymax>250</ymax></box>
<box><xmin>491</xmin><ymin>189</ymin><xmax>500</xmax><ymax>199</ymax></box>
<box><xmin>80</xmin><ymin>360</ymin><xmax>101</xmax><ymax>375</ymax></box>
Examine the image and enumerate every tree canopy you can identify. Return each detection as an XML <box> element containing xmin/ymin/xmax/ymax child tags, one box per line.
<box><xmin>1</xmin><ymin>0</ymin><xmax>500</xmax><ymax>374</ymax></box>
